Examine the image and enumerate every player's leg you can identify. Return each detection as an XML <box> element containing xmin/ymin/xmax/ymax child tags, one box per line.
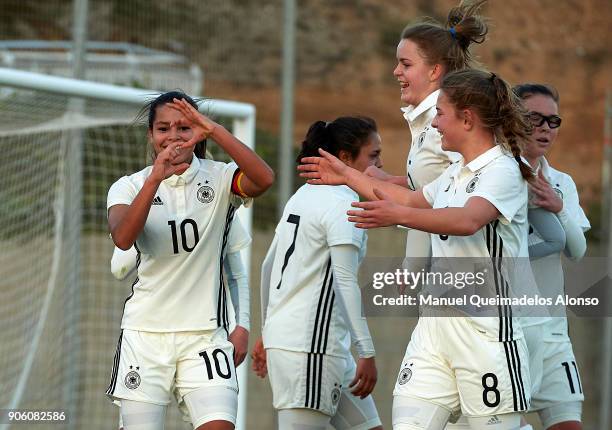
<box><xmin>278</xmin><ymin>408</ymin><xmax>331</xmax><ymax>429</ymax></box>
<box><xmin>120</xmin><ymin>400</ymin><xmax>167</xmax><ymax>430</ymax></box>
<box><xmin>443</xmin><ymin>415</ymin><xmax>469</xmax><ymax>429</ymax></box>
<box><xmin>392</xmin><ymin>318</ymin><xmax>460</xmax><ymax>430</ymax></box>
<box><xmin>267</xmin><ymin>348</ymin><xmax>345</xmax><ymax>423</ymax></box>
<box><xmin>175</xmin><ymin>329</ymin><xmax>238</xmax><ymax>429</ymax></box>
<box><xmin>448</xmin><ymin>319</ymin><xmax>530</xmax><ymax>427</ymax></box>
<box><xmin>392</xmin><ymin>395</ymin><xmax>451</xmax><ymax>430</ymax></box>
<box><xmin>106</xmin><ymin>330</ymin><xmax>175</xmax><ymax>429</ymax></box>
<box><xmin>330</xmin><ymin>355</ymin><xmax>382</xmax><ymax>430</ymax></box>
<box><xmin>532</xmin><ymin>341</ymin><xmax>583</xmax><ymax>430</ymax></box>
<box><xmin>538</xmin><ymin>402</ymin><xmax>582</xmax><ymax>430</ymax></box>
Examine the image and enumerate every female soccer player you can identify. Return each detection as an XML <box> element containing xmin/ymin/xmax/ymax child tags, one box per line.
<box><xmin>111</xmin><ymin>217</ymin><xmax>251</xmax><ymax>430</ymax></box>
<box><xmin>110</xmin><ymin>216</ymin><xmax>252</xmax><ymax>366</ymax></box>
<box><xmin>254</xmin><ymin>117</ymin><xmax>383</xmax><ymax>430</ymax></box>
<box><xmin>514</xmin><ymin>83</ymin><xmax>589</xmax><ymax>430</ymax></box>
<box><xmin>299</xmin><ymin>69</ymin><xmax>534</xmax><ymax>430</ymax></box>
<box><xmin>366</xmin><ymin>0</ymin><xmax>488</xmax><ymax>264</ymax></box>
<box><xmin>106</xmin><ymin>90</ymin><xmax>273</xmax><ymax>430</ymax></box>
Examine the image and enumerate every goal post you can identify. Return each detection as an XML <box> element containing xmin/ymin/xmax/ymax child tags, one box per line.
<box><xmin>0</xmin><ymin>67</ymin><xmax>254</xmax><ymax>430</ymax></box>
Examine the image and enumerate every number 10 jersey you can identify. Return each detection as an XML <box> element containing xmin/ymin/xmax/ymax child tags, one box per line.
<box><xmin>107</xmin><ymin>156</ymin><xmax>243</xmax><ymax>332</ymax></box>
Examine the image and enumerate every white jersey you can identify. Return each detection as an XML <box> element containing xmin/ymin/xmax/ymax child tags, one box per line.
<box><xmin>107</xmin><ymin>155</ymin><xmax>243</xmax><ymax>332</ymax></box>
<box><xmin>402</xmin><ymin>90</ymin><xmax>462</xmax><ymax>262</ymax></box>
<box><xmin>402</xmin><ymin>89</ymin><xmax>461</xmax><ymax>191</ymax></box>
<box><xmin>528</xmin><ymin>157</ymin><xmax>590</xmax><ymax>341</ymax></box>
<box><xmin>262</xmin><ymin>184</ymin><xmax>367</xmax><ymax>358</ymax></box>
<box><xmin>423</xmin><ymin>145</ymin><xmax>529</xmax><ymax>342</ymax></box>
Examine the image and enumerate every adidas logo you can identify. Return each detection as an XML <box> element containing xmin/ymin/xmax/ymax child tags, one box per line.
<box><xmin>152</xmin><ymin>196</ymin><xmax>164</xmax><ymax>205</ymax></box>
<box><xmin>486</xmin><ymin>416</ymin><xmax>501</xmax><ymax>425</ymax></box>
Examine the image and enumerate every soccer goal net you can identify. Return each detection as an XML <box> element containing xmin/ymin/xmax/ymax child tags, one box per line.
<box><xmin>0</xmin><ymin>68</ymin><xmax>254</xmax><ymax>430</ymax></box>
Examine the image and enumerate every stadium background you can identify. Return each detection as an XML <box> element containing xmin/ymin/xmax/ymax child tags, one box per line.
<box><xmin>0</xmin><ymin>0</ymin><xmax>610</xmax><ymax>429</ymax></box>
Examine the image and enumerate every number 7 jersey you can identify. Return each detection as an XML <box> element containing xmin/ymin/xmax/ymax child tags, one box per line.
<box><xmin>262</xmin><ymin>184</ymin><xmax>367</xmax><ymax>358</ymax></box>
<box><xmin>107</xmin><ymin>155</ymin><xmax>244</xmax><ymax>332</ymax></box>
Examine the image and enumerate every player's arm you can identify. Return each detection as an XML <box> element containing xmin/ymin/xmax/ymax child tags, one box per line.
<box><xmin>109</xmin><ymin>144</ymin><xmax>187</xmax><ymax>250</ymax></box>
<box><xmin>168</xmin><ymin>99</ymin><xmax>274</xmax><ymax>197</ymax></box>
<box><xmin>329</xmin><ymin>244</ymin><xmax>377</xmax><ymax>398</ymax></box>
<box><xmin>298</xmin><ymin>148</ymin><xmax>429</xmax><ymax>208</ymax></box>
<box><xmin>528</xmin><ymin>208</ymin><xmax>566</xmax><ymax>260</ymax></box>
<box><xmin>363</xmin><ymin>165</ymin><xmax>410</xmax><ymax>188</ymax></box>
<box><xmin>224</xmin><ymin>251</ymin><xmax>250</xmax><ymax>366</ymax></box>
<box><xmin>349</xmin><ymin>191</ymin><xmax>499</xmax><ymax>235</ymax></box>
<box><xmin>251</xmin><ymin>236</ymin><xmax>278</xmax><ymax>379</ymax></box>
<box><xmin>554</xmin><ymin>179</ymin><xmax>588</xmax><ymax>260</ymax></box>
<box><xmin>260</xmin><ymin>236</ymin><xmax>277</xmax><ymax>326</ymax></box>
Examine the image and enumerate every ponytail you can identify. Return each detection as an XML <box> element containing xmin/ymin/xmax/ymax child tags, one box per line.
<box><xmin>490</xmin><ymin>73</ymin><xmax>534</xmax><ymax>181</ymax></box>
<box><xmin>296</xmin><ymin>117</ymin><xmax>377</xmax><ymax>164</ymax></box>
<box><xmin>296</xmin><ymin>121</ymin><xmax>333</xmax><ymax>162</ymax></box>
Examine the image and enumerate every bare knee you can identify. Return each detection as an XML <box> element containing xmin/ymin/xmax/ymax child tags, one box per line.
<box><xmin>195</xmin><ymin>420</ymin><xmax>234</xmax><ymax>430</ymax></box>
<box><xmin>546</xmin><ymin>422</ymin><xmax>582</xmax><ymax>430</ymax></box>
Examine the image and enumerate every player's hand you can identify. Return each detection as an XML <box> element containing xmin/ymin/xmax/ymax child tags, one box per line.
<box><xmin>364</xmin><ymin>165</ymin><xmax>392</xmax><ymax>181</ymax></box>
<box><xmin>349</xmin><ymin>357</ymin><xmax>377</xmax><ymax>399</ymax></box>
<box><xmin>167</xmin><ymin>98</ymin><xmax>217</xmax><ymax>149</ymax></box>
<box><xmin>250</xmin><ymin>337</ymin><xmax>267</xmax><ymax>378</ymax></box>
<box><xmin>529</xmin><ymin>169</ymin><xmax>563</xmax><ymax>213</ymax></box>
<box><xmin>347</xmin><ymin>188</ymin><xmax>408</xmax><ymax>229</ymax></box>
<box><xmin>297</xmin><ymin>148</ymin><xmax>349</xmax><ymax>185</ymax></box>
<box><xmin>228</xmin><ymin>326</ymin><xmax>249</xmax><ymax>367</ymax></box>
<box><xmin>150</xmin><ymin>141</ymin><xmax>190</xmax><ymax>182</ymax></box>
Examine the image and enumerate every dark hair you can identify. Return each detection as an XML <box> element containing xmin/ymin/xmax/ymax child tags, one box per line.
<box><xmin>441</xmin><ymin>69</ymin><xmax>534</xmax><ymax>180</ymax></box>
<box><xmin>512</xmin><ymin>83</ymin><xmax>560</xmax><ymax>104</ymax></box>
<box><xmin>296</xmin><ymin>117</ymin><xmax>377</xmax><ymax>163</ymax></box>
<box><xmin>138</xmin><ymin>90</ymin><xmax>208</xmax><ymax>159</ymax></box>
<box><xmin>401</xmin><ymin>0</ymin><xmax>488</xmax><ymax>74</ymax></box>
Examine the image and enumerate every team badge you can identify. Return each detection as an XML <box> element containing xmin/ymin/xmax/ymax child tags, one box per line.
<box><xmin>125</xmin><ymin>368</ymin><xmax>141</xmax><ymax>390</ymax></box>
<box><xmin>398</xmin><ymin>366</ymin><xmax>412</xmax><ymax>385</ymax></box>
<box><xmin>331</xmin><ymin>385</ymin><xmax>341</xmax><ymax>406</ymax></box>
<box><xmin>197</xmin><ymin>186</ymin><xmax>215</xmax><ymax>203</ymax></box>
<box><xmin>466</xmin><ymin>175</ymin><xmax>479</xmax><ymax>193</ymax></box>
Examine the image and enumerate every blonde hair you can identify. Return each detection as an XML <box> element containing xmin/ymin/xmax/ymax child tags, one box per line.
<box><xmin>401</xmin><ymin>0</ymin><xmax>488</xmax><ymax>74</ymax></box>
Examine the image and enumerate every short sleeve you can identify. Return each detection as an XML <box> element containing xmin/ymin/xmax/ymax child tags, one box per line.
<box><xmin>225</xmin><ymin>163</ymin><xmax>253</xmax><ymax>208</ymax></box>
<box><xmin>107</xmin><ymin>176</ymin><xmax>138</xmax><ymax>210</ymax></box>
<box><xmin>561</xmin><ymin>176</ymin><xmax>590</xmax><ymax>232</ymax></box>
<box><xmin>469</xmin><ymin>161</ymin><xmax>526</xmax><ymax>224</ymax></box>
<box><xmin>422</xmin><ymin>169</ymin><xmax>447</xmax><ymax>206</ymax></box>
<box><xmin>323</xmin><ymin>200</ymin><xmax>364</xmax><ymax>249</ymax></box>
<box><xmin>227</xmin><ymin>217</ymin><xmax>252</xmax><ymax>253</ymax></box>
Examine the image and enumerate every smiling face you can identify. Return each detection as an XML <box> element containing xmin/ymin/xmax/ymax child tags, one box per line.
<box><xmin>522</xmin><ymin>94</ymin><xmax>560</xmax><ymax>160</ymax></box>
<box><xmin>431</xmin><ymin>91</ymin><xmax>466</xmax><ymax>152</ymax></box>
<box><xmin>344</xmin><ymin>132</ymin><xmax>383</xmax><ymax>173</ymax></box>
<box><xmin>393</xmin><ymin>38</ymin><xmax>442</xmax><ymax>107</ymax></box>
<box><xmin>148</xmin><ymin>103</ymin><xmax>195</xmax><ymax>164</ymax></box>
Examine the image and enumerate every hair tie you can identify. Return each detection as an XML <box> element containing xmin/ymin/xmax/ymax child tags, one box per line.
<box><xmin>490</xmin><ymin>72</ymin><xmax>497</xmax><ymax>82</ymax></box>
<box><xmin>449</xmin><ymin>27</ymin><xmax>457</xmax><ymax>40</ymax></box>
<box><xmin>514</xmin><ymin>155</ymin><xmax>522</xmax><ymax>164</ymax></box>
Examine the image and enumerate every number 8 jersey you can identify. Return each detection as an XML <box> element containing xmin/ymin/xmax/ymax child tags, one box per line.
<box><xmin>107</xmin><ymin>155</ymin><xmax>245</xmax><ymax>332</ymax></box>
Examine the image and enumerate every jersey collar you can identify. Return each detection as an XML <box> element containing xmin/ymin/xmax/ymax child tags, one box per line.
<box><xmin>464</xmin><ymin>145</ymin><xmax>505</xmax><ymax>173</ymax></box>
<box><xmin>163</xmin><ymin>154</ymin><xmax>200</xmax><ymax>187</ymax></box>
<box><xmin>535</xmin><ymin>156</ymin><xmax>552</xmax><ymax>180</ymax></box>
<box><xmin>401</xmin><ymin>90</ymin><xmax>439</xmax><ymax>123</ymax></box>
